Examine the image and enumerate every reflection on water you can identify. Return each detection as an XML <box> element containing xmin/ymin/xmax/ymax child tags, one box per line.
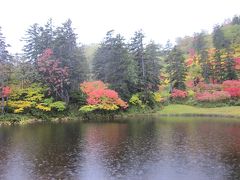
<box><xmin>1</xmin><ymin>117</ymin><xmax>240</xmax><ymax>179</ymax></box>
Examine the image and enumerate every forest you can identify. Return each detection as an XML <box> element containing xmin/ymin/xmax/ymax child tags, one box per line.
<box><xmin>1</xmin><ymin>15</ymin><xmax>240</xmax><ymax>121</ymax></box>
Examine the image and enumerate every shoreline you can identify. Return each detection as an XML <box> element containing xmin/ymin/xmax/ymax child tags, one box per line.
<box><xmin>1</xmin><ymin>104</ymin><xmax>240</xmax><ymax>126</ymax></box>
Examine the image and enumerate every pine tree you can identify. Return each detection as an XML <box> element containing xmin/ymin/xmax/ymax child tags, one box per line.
<box><xmin>23</xmin><ymin>19</ymin><xmax>89</xmax><ymax>91</ymax></box>
<box><xmin>0</xmin><ymin>27</ymin><xmax>12</xmax><ymax>85</ymax></box>
<box><xmin>53</xmin><ymin>19</ymin><xmax>89</xmax><ymax>91</ymax></box>
<box><xmin>166</xmin><ymin>46</ymin><xmax>187</xmax><ymax>90</ymax></box>
<box><xmin>192</xmin><ymin>31</ymin><xmax>207</xmax><ymax>54</ymax></box>
<box><xmin>200</xmin><ymin>50</ymin><xmax>212</xmax><ymax>83</ymax></box>
<box><xmin>224</xmin><ymin>49</ymin><xmax>237</xmax><ymax>80</ymax></box>
<box><xmin>213</xmin><ymin>49</ymin><xmax>225</xmax><ymax>83</ymax></box>
<box><xmin>93</xmin><ymin>31</ymin><xmax>138</xmax><ymax>99</ymax></box>
<box><xmin>144</xmin><ymin>41</ymin><xmax>161</xmax><ymax>91</ymax></box>
<box><xmin>129</xmin><ymin>30</ymin><xmax>146</xmax><ymax>91</ymax></box>
<box><xmin>23</xmin><ymin>19</ymin><xmax>54</xmax><ymax>63</ymax></box>
<box><xmin>213</xmin><ymin>25</ymin><xmax>230</xmax><ymax>49</ymax></box>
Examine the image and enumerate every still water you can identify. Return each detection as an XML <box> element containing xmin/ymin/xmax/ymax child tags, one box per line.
<box><xmin>0</xmin><ymin>116</ymin><xmax>240</xmax><ymax>180</ymax></box>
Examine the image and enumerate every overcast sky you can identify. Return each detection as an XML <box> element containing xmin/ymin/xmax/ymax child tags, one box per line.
<box><xmin>0</xmin><ymin>0</ymin><xmax>240</xmax><ymax>53</ymax></box>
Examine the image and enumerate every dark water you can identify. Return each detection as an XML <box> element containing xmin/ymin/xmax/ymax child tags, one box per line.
<box><xmin>1</xmin><ymin>117</ymin><xmax>240</xmax><ymax>180</ymax></box>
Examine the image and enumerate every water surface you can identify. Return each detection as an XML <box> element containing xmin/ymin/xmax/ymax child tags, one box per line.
<box><xmin>0</xmin><ymin>116</ymin><xmax>240</xmax><ymax>179</ymax></box>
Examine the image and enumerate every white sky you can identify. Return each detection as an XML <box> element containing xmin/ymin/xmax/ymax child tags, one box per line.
<box><xmin>0</xmin><ymin>0</ymin><xmax>240</xmax><ymax>53</ymax></box>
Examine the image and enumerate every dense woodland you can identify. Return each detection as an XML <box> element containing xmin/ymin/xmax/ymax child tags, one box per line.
<box><xmin>1</xmin><ymin>15</ymin><xmax>240</xmax><ymax>119</ymax></box>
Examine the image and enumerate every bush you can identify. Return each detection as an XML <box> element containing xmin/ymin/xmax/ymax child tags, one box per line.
<box><xmin>69</xmin><ymin>91</ymin><xmax>87</xmax><ymax>105</ymax></box>
<box><xmin>195</xmin><ymin>91</ymin><xmax>231</xmax><ymax>102</ymax></box>
<box><xmin>79</xmin><ymin>81</ymin><xmax>128</xmax><ymax>114</ymax></box>
<box><xmin>195</xmin><ymin>82</ymin><xmax>222</xmax><ymax>92</ymax></box>
<box><xmin>129</xmin><ymin>94</ymin><xmax>144</xmax><ymax>108</ymax></box>
<box><xmin>222</xmin><ymin>80</ymin><xmax>240</xmax><ymax>98</ymax></box>
<box><xmin>171</xmin><ymin>89</ymin><xmax>188</xmax><ymax>99</ymax></box>
<box><xmin>8</xmin><ymin>84</ymin><xmax>66</xmax><ymax>114</ymax></box>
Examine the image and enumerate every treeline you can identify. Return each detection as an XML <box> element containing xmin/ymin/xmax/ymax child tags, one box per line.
<box><xmin>0</xmin><ymin>15</ymin><xmax>240</xmax><ymax>116</ymax></box>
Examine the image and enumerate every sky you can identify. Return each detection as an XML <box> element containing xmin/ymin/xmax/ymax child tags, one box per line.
<box><xmin>0</xmin><ymin>0</ymin><xmax>240</xmax><ymax>53</ymax></box>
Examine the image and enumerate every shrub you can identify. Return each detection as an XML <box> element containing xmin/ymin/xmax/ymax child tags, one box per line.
<box><xmin>79</xmin><ymin>81</ymin><xmax>128</xmax><ymax>113</ymax></box>
<box><xmin>8</xmin><ymin>84</ymin><xmax>66</xmax><ymax>114</ymax></box>
<box><xmin>152</xmin><ymin>92</ymin><xmax>163</xmax><ymax>103</ymax></box>
<box><xmin>129</xmin><ymin>94</ymin><xmax>143</xmax><ymax>107</ymax></box>
<box><xmin>171</xmin><ymin>89</ymin><xmax>188</xmax><ymax>99</ymax></box>
<box><xmin>195</xmin><ymin>91</ymin><xmax>231</xmax><ymax>102</ymax></box>
<box><xmin>222</xmin><ymin>80</ymin><xmax>240</xmax><ymax>88</ymax></box>
<box><xmin>195</xmin><ymin>82</ymin><xmax>222</xmax><ymax>92</ymax></box>
<box><xmin>222</xmin><ymin>80</ymin><xmax>240</xmax><ymax>98</ymax></box>
<box><xmin>224</xmin><ymin>88</ymin><xmax>240</xmax><ymax>97</ymax></box>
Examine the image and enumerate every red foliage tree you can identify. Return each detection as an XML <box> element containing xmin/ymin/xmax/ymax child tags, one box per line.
<box><xmin>37</xmin><ymin>49</ymin><xmax>70</xmax><ymax>102</ymax></box>
<box><xmin>1</xmin><ymin>86</ymin><xmax>11</xmax><ymax>113</ymax></box>
<box><xmin>80</xmin><ymin>81</ymin><xmax>128</xmax><ymax>110</ymax></box>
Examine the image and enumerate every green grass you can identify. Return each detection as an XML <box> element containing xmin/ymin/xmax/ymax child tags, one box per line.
<box><xmin>159</xmin><ymin>104</ymin><xmax>240</xmax><ymax>117</ymax></box>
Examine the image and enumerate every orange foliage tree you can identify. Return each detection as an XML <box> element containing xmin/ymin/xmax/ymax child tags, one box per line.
<box><xmin>79</xmin><ymin>81</ymin><xmax>128</xmax><ymax>113</ymax></box>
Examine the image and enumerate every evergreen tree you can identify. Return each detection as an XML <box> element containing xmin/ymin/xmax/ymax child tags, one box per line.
<box><xmin>93</xmin><ymin>30</ymin><xmax>114</xmax><ymax>83</ymax></box>
<box><xmin>200</xmin><ymin>50</ymin><xmax>212</xmax><ymax>83</ymax></box>
<box><xmin>232</xmin><ymin>15</ymin><xmax>240</xmax><ymax>25</ymax></box>
<box><xmin>213</xmin><ymin>25</ymin><xmax>230</xmax><ymax>49</ymax></box>
<box><xmin>0</xmin><ymin>27</ymin><xmax>12</xmax><ymax>85</ymax></box>
<box><xmin>23</xmin><ymin>19</ymin><xmax>89</xmax><ymax>91</ymax></box>
<box><xmin>192</xmin><ymin>31</ymin><xmax>207</xmax><ymax>54</ymax></box>
<box><xmin>144</xmin><ymin>41</ymin><xmax>161</xmax><ymax>91</ymax></box>
<box><xmin>224</xmin><ymin>49</ymin><xmax>237</xmax><ymax>80</ymax></box>
<box><xmin>166</xmin><ymin>46</ymin><xmax>187</xmax><ymax>90</ymax></box>
<box><xmin>0</xmin><ymin>27</ymin><xmax>11</xmax><ymax>63</ymax></box>
<box><xmin>129</xmin><ymin>30</ymin><xmax>146</xmax><ymax>91</ymax></box>
<box><xmin>53</xmin><ymin>19</ymin><xmax>89</xmax><ymax>91</ymax></box>
<box><xmin>23</xmin><ymin>19</ymin><xmax>54</xmax><ymax>63</ymax></box>
<box><xmin>93</xmin><ymin>31</ymin><xmax>138</xmax><ymax>99</ymax></box>
<box><xmin>213</xmin><ymin>49</ymin><xmax>224</xmax><ymax>83</ymax></box>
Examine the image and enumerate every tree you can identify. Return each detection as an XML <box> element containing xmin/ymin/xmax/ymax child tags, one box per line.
<box><xmin>23</xmin><ymin>19</ymin><xmax>54</xmax><ymax>63</ymax></box>
<box><xmin>192</xmin><ymin>31</ymin><xmax>208</xmax><ymax>54</ymax></box>
<box><xmin>0</xmin><ymin>26</ymin><xmax>12</xmax><ymax>90</ymax></box>
<box><xmin>37</xmin><ymin>49</ymin><xmax>70</xmax><ymax>103</ymax></box>
<box><xmin>166</xmin><ymin>46</ymin><xmax>187</xmax><ymax>90</ymax></box>
<box><xmin>0</xmin><ymin>27</ymin><xmax>11</xmax><ymax>63</ymax></box>
<box><xmin>232</xmin><ymin>15</ymin><xmax>240</xmax><ymax>25</ymax></box>
<box><xmin>23</xmin><ymin>19</ymin><xmax>89</xmax><ymax>91</ymax></box>
<box><xmin>144</xmin><ymin>41</ymin><xmax>161</xmax><ymax>91</ymax></box>
<box><xmin>213</xmin><ymin>25</ymin><xmax>230</xmax><ymax>49</ymax></box>
<box><xmin>93</xmin><ymin>31</ymin><xmax>138</xmax><ymax>99</ymax></box>
<box><xmin>224</xmin><ymin>49</ymin><xmax>238</xmax><ymax>80</ymax></box>
<box><xmin>79</xmin><ymin>81</ymin><xmax>128</xmax><ymax>114</ymax></box>
<box><xmin>53</xmin><ymin>19</ymin><xmax>89</xmax><ymax>91</ymax></box>
<box><xmin>129</xmin><ymin>30</ymin><xmax>146</xmax><ymax>91</ymax></box>
<box><xmin>200</xmin><ymin>50</ymin><xmax>212</xmax><ymax>83</ymax></box>
<box><xmin>213</xmin><ymin>49</ymin><xmax>225</xmax><ymax>83</ymax></box>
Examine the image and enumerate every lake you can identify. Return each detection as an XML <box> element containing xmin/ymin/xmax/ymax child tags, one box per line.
<box><xmin>0</xmin><ymin>116</ymin><xmax>240</xmax><ymax>180</ymax></box>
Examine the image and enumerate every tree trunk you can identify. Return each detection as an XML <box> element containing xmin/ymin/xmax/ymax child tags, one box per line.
<box><xmin>1</xmin><ymin>96</ymin><xmax>4</xmax><ymax>114</ymax></box>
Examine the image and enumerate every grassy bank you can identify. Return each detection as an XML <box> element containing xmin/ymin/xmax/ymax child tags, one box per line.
<box><xmin>1</xmin><ymin>104</ymin><xmax>240</xmax><ymax>126</ymax></box>
<box><xmin>159</xmin><ymin>104</ymin><xmax>240</xmax><ymax>117</ymax></box>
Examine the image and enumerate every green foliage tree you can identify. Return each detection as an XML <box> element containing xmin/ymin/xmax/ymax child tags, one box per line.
<box><xmin>129</xmin><ymin>30</ymin><xmax>146</xmax><ymax>91</ymax></box>
<box><xmin>166</xmin><ymin>46</ymin><xmax>187</xmax><ymax>90</ymax></box>
<box><xmin>192</xmin><ymin>31</ymin><xmax>208</xmax><ymax>54</ymax></box>
<box><xmin>213</xmin><ymin>25</ymin><xmax>230</xmax><ymax>49</ymax></box>
<box><xmin>200</xmin><ymin>50</ymin><xmax>212</xmax><ymax>83</ymax></box>
<box><xmin>53</xmin><ymin>19</ymin><xmax>89</xmax><ymax>91</ymax></box>
<box><xmin>232</xmin><ymin>15</ymin><xmax>240</xmax><ymax>25</ymax></box>
<box><xmin>93</xmin><ymin>31</ymin><xmax>138</xmax><ymax>99</ymax></box>
<box><xmin>0</xmin><ymin>26</ymin><xmax>12</xmax><ymax>87</ymax></box>
<box><xmin>23</xmin><ymin>19</ymin><xmax>54</xmax><ymax>63</ymax></box>
<box><xmin>224</xmin><ymin>49</ymin><xmax>237</xmax><ymax>80</ymax></box>
<box><xmin>144</xmin><ymin>41</ymin><xmax>161</xmax><ymax>91</ymax></box>
<box><xmin>213</xmin><ymin>49</ymin><xmax>225</xmax><ymax>83</ymax></box>
<box><xmin>23</xmin><ymin>19</ymin><xmax>89</xmax><ymax>92</ymax></box>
